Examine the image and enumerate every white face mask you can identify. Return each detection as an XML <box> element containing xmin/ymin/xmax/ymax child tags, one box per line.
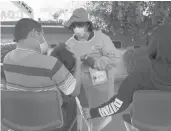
<box><xmin>73</xmin><ymin>27</ymin><xmax>85</xmax><ymax>37</ymax></box>
<box><xmin>33</xmin><ymin>29</ymin><xmax>49</xmax><ymax>54</ymax></box>
<box><xmin>40</xmin><ymin>42</ymin><xmax>48</xmax><ymax>54</ymax></box>
<box><xmin>38</xmin><ymin>35</ymin><xmax>49</xmax><ymax>54</ymax></box>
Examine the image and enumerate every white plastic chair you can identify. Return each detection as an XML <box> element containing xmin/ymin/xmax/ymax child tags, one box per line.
<box><xmin>122</xmin><ymin>90</ymin><xmax>171</xmax><ymax>131</ymax></box>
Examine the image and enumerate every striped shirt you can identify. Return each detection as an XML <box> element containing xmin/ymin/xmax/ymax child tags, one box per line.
<box><xmin>3</xmin><ymin>49</ymin><xmax>76</xmax><ymax>95</ymax></box>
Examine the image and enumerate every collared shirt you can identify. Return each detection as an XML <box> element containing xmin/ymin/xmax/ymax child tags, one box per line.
<box><xmin>3</xmin><ymin>48</ymin><xmax>76</xmax><ymax>95</ymax></box>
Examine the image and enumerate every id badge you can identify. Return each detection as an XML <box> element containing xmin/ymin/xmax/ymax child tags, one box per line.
<box><xmin>89</xmin><ymin>68</ymin><xmax>108</xmax><ymax>86</ymax></box>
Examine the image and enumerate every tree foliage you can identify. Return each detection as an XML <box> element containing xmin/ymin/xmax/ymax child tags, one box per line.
<box><xmin>53</xmin><ymin>9</ymin><xmax>66</xmax><ymax>20</ymax></box>
<box><xmin>85</xmin><ymin>1</ymin><xmax>171</xmax><ymax>37</ymax></box>
<box><xmin>52</xmin><ymin>1</ymin><xmax>171</xmax><ymax>39</ymax></box>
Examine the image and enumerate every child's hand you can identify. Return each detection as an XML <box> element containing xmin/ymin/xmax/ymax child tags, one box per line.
<box><xmin>81</xmin><ymin>55</ymin><xmax>96</xmax><ymax>68</ymax></box>
<box><xmin>83</xmin><ymin>108</ymin><xmax>91</xmax><ymax>120</ymax></box>
<box><xmin>95</xmin><ymin>56</ymin><xmax>116</xmax><ymax>70</ymax></box>
<box><xmin>80</xmin><ymin>54</ymin><xmax>88</xmax><ymax>61</ymax></box>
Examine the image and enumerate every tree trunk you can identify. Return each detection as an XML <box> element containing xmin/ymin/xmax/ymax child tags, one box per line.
<box><xmin>152</xmin><ymin>1</ymin><xmax>160</xmax><ymax>25</ymax></box>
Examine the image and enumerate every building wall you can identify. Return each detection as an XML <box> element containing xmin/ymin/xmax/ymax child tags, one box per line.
<box><xmin>1</xmin><ymin>26</ymin><xmax>73</xmax><ymax>45</ymax></box>
<box><xmin>1</xmin><ymin>26</ymin><xmax>146</xmax><ymax>47</ymax></box>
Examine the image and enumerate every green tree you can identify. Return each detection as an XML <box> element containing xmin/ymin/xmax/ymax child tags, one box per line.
<box><xmin>51</xmin><ymin>1</ymin><xmax>171</xmax><ymax>39</ymax></box>
<box><xmin>53</xmin><ymin>9</ymin><xmax>66</xmax><ymax>20</ymax></box>
<box><xmin>85</xmin><ymin>1</ymin><xmax>171</xmax><ymax>38</ymax></box>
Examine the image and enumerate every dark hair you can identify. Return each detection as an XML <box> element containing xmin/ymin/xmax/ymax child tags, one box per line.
<box><xmin>13</xmin><ymin>18</ymin><xmax>42</xmax><ymax>42</ymax></box>
<box><xmin>50</xmin><ymin>44</ymin><xmax>76</xmax><ymax>74</ymax></box>
<box><xmin>69</xmin><ymin>22</ymin><xmax>93</xmax><ymax>33</ymax></box>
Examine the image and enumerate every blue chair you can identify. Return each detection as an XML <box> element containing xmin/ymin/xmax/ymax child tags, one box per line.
<box><xmin>1</xmin><ymin>90</ymin><xmax>64</xmax><ymax>131</ymax></box>
<box><xmin>122</xmin><ymin>90</ymin><xmax>171</xmax><ymax>131</ymax></box>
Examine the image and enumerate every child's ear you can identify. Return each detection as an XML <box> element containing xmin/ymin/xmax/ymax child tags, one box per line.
<box><xmin>28</xmin><ymin>30</ymin><xmax>35</xmax><ymax>39</ymax></box>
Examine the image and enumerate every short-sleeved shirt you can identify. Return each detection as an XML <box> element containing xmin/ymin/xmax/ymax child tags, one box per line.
<box><xmin>3</xmin><ymin>49</ymin><xmax>76</xmax><ymax>95</ymax></box>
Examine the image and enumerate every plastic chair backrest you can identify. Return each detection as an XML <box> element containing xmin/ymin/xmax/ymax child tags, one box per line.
<box><xmin>1</xmin><ymin>90</ymin><xmax>63</xmax><ymax>131</ymax></box>
<box><xmin>132</xmin><ymin>90</ymin><xmax>171</xmax><ymax>130</ymax></box>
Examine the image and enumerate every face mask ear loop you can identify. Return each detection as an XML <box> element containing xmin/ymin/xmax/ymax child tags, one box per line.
<box><xmin>42</xmin><ymin>35</ymin><xmax>47</xmax><ymax>45</ymax></box>
<box><xmin>40</xmin><ymin>36</ymin><xmax>49</xmax><ymax>54</ymax></box>
<box><xmin>30</xmin><ymin>29</ymin><xmax>36</xmax><ymax>39</ymax></box>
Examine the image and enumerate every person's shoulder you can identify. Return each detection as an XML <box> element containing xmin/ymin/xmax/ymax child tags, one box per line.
<box><xmin>36</xmin><ymin>54</ymin><xmax>59</xmax><ymax>69</ymax></box>
<box><xmin>40</xmin><ymin>54</ymin><xmax>57</xmax><ymax>63</ymax></box>
<box><xmin>95</xmin><ymin>30</ymin><xmax>106</xmax><ymax>36</ymax></box>
<box><xmin>94</xmin><ymin>30</ymin><xmax>103</xmax><ymax>36</ymax></box>
<box><xmin>127</xmin><ymin>67</ymin><xmax>151</xmax><ymax>85</ymax></box>
<box><xmin>66</xmin><ymin>35</ymin><xmax>75</xmax><ymax>42</ymax></box>
<box><xmin>3</xmin><ymin>50</ymin><xmax>13</xmax><ymax>64</ymax></box>
<box><xmin>95</xmin><ymin>30</ymin><xmax>110</xmax><ymax>40</ymax></box>
<box><xmin>65</xmin><ymin>35</ymin><xmax>76</xmax><ymax>47</ymax></box>
<box><xmin>65</xmin><ymin>35</ymin><xmax>74</xmax><ymax>45</ymax></box>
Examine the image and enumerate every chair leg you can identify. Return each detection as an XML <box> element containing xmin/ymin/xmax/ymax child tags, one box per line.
<box><xmin>68</xmin><ymin>117</ymin><xmax>78</xmax><ymax>131</ymax></box>
<box><xmin>122</xmin><ymin>114</ymin><xmax>139</xmax><ymax>131</ymax></box>
<box><xmin>123</xmin><ymin>121</ymin><xmax>131</xmax><ymax>131</ymax></box>
<box><xmin>77</xmin><ymin>114</ymin><xmax>83</xmax><ymax>131</ymax></box>
<box><xmin>123</xmin><ymin>121</ymin><xmax>139</xmax><ymax>131</ymax></box>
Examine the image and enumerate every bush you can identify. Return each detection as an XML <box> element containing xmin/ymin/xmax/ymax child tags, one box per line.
<box><xmin>1</xmin><ymin>43</ymin><xmax>16</xmax><ymax>62</ymax></box>
<box><xmin>123</xmin><ymin>47</ymin><xmax>151</xmax><ymax>74</ymax></box>
<box><xmin>1</xmin><ymin>43</ymin><xmax>16</xmax><ymax>86</ymax></box>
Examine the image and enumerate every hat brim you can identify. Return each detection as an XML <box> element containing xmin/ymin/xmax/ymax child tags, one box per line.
<box><xmin>64</xmin><ymin>17</ymin><xmax>92</xmax><ymax>28</ymax></box>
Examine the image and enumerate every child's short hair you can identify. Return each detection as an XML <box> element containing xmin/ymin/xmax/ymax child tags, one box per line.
<box><xmin>13</xmin><ymin>18</ymin><xmax>42</xmax><ymax>42</ymax></box>
<box><xmin>50</xmin><ymin>44</ymin><xmax>76</xmax><ymax>74</ymax></box>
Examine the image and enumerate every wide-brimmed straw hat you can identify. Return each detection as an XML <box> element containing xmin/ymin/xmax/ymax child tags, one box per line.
<box><xmin>64</xmin><ymin>8</ymin><xmax>91</xmax><ymax>28</ymax></box>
